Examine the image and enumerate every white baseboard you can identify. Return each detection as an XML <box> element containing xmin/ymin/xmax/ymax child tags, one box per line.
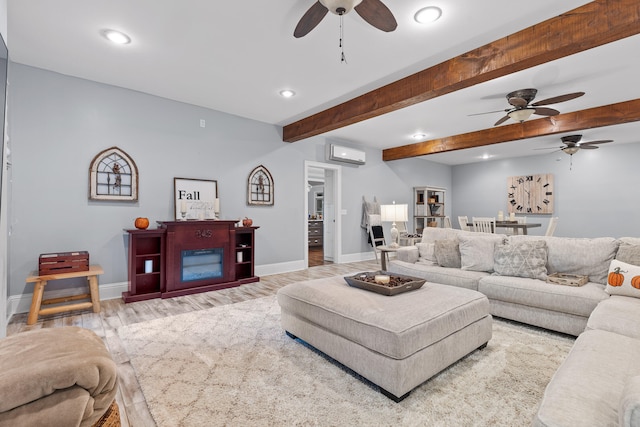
<box><xmin>6</xmin><ymin>253</ymin><xmax>376</xmax><ymax>319</ymax></box>
<box><xmin>340</xmin><ymin>251</ymin><xmax>377</xmax><ymax>263</ymax></box>
<box><xmin>255</xmin><ymin>260</ymin><xmax>306</xmax><ymax>277</ymax></box>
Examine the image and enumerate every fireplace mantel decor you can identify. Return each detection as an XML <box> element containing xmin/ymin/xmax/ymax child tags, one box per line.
<box><xmin>123</xmin><ymin>220</ymin><xmax>259</xmax><ymax>302</ymax></box>
<box><xmin>174</xmin><ymin>177</ymin><xmax>218</xmax><ymax>220</ymax></box>
<box><xmin>247</xmin><ymin>165</ymin><xmax>274</xmax><ymax>206</ymax></box>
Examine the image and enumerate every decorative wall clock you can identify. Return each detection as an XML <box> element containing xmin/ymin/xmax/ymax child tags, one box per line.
<box><xmin>507</xmin><ymin>173</ymin><xmax>554</xmax><ymax>214</ymax></box>
<box><xmin>89</xmin><ymin>146</ymin><xmax>138</xmax><ymax>201</ymax></box>
<box><xmin>247</xmin><ymin>165</ymin><xmax>274</xmax><ymax>206</ymax></box>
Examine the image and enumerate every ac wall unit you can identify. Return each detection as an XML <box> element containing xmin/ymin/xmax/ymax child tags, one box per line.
<box><xmin>328</xmin><ymin>144</ymin><xmax>366</xmax><ymax>165</ymax></box>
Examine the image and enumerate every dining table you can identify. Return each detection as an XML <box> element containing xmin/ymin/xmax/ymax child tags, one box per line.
<box><xmin>467</xmin><ymin>221</ymin><xmax>541</xmax><ymax>235</ymax></box>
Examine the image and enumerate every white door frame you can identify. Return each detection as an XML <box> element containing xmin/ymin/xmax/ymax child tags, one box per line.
<box><xmin>304</xmin><ymin>161</ymin><xmax>342</xmax><ymax>267</ymax></box>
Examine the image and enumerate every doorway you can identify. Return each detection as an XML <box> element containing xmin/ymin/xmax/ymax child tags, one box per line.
<box><xmin>305</xmin><ymin>161</ymin><xmax>342</xmax><ymax>268</ymax></box>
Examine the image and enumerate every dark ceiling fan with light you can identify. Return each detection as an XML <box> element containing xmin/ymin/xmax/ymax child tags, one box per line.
<box><xmin>536</xmin><ymin>134</ymin><xmax>614</xmax><ymax>155</ymax></box>
<box><xmin>294</xmin><ymin>0</ymin><xmax>397</xmax><ymax>38</ymax></box>
<box><xmin>471</xmin><ymin>88</ymin><xmax>585</xmax><ymax>126</ymax></box>
<box><xmin>535</xmin><ymin>134</ymin><xmax>613</xmax><ymax>169</ymax></box>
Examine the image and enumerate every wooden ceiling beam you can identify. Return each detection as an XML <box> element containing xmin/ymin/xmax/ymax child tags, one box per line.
<box><xmin>283</xmin><ymin>0</ymin><xmax>640</xmax><ymax>143</ymax></box>
<box><xmin>382</xmin><ymin>99</ymin><xmax>640</xmax><ymax>161</ymax></box>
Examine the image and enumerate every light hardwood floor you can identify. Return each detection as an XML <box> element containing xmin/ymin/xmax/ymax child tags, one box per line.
<box><xmin>7</xmin><ymin>259</ymin><xmax>379</xmax><ymax>427</ymax></box>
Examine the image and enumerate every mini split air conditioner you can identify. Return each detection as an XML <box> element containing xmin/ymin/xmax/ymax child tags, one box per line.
<box><xmin>328</xmin><ymin>144</ymin><xmax>366</xmax><ymax>165</ymax></box>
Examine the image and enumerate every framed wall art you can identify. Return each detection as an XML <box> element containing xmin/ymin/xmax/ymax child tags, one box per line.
<box><xmin>174</xmin><ymin>177</ymin><xmax>219</xmax><ymax>220</ymax></box>
<box><xmin>507</xmin><ymin>173</ymin><xmax>554</xmax><ymax>214</ymax></box>
<box><xmin>247</xmin><ymin>165</ymin><xmax>274</xmax><ymax>206</ymax></box>
<box><xmin>89</xmin><ymin>146</ymin><xmax>138</xmax><ymax>201</ymax></box>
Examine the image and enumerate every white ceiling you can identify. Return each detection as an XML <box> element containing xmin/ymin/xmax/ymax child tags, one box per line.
<box><xmin>7</xmin><ymin>0</ymin><xmax>639</xmax><ymax>165</ymax></box>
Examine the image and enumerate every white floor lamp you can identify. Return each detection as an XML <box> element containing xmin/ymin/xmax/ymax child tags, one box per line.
<box><xmin>381</xmin><ymin>202</ymin><xmax>408</xmax><ymax>248</ymax></box>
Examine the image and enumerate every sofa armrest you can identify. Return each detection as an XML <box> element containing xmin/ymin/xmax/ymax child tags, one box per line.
<box><xmin>620</xmin><ymin>375</ymin><xmax>640</xmax><ymax>427</ymax></box>
<box><xmin>396</xmin><ymin>246</ymin><xmax>419</xmax><ymax>263</ymax></box>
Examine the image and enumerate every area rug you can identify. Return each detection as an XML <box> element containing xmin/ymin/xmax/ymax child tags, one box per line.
<box><xmin>118</xmin><ymin>295</ymin><xmax>574</xmax><ymax>427</ymax></box>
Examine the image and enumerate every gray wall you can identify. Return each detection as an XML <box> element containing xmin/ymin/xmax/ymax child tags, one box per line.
<box><xmin>451</xmin><ymin>143</ymin><xmax>640</xmax><ymax>238</ymax></box>
<box><xmin>7</xmin><ymin>64</ymin><xmax>445</xmax><ymax>299</ymax></box>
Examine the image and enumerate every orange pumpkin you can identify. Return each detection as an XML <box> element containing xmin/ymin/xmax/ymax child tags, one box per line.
<box><xmin>631</xmin><ymin>276</ymin><xmax>640</xmax><ymax>290</ymax></box>
<box><xmin>134</xmin><ymin>217</ymin><xmax>150</xmax><ymax>230</ymax></box>
<box><xmin>608</xmin><ymin>267</ymin><xmax>626</xmax><ymax>287</ymax></box>
<box><xmin>242</xmin><ymin>217</ymin><xmax>253</xmax><ymax>227</ymax></box>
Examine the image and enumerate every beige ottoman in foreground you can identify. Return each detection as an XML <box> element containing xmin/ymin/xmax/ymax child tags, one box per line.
<box><xmin>277</xmin><ymin>275</ymin><xmax>492</xmax><ymax>401</ymax></box>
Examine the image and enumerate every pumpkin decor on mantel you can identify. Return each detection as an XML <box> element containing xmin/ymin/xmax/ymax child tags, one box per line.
<box><xmin>134</xmin><ymin>217</ymin><xmax>150</xmax><ymax>230</ymax></box>
<box><xmin>242</xmin><ymin>217</ymin><xmax>253</xmax><ymax>227</ymax></box>
<box><xmin>608</xmin><ymin>267</ymin><xmax>626</xmax><ymax>287</ymax></box>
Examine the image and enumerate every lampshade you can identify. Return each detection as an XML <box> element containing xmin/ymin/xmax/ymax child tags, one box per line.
<box><xmin>380</xmin><ymin>204</ymin><xmax>408</xmax><ymax>223</ymax></box>
<box><xmin>508</xmin><ymin>108</ymin><xmax>535</xmax><ymax>123</ymax></box>
<box><xmin>381</xmin><ymin>203</ymin><xmax>407</xmax><ymax>249</ymax></box>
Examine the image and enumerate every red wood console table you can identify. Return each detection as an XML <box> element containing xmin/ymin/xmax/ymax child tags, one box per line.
<box><xmin>123</xmin><ymin>220</ymin><xmax>259</xmax><ymax>302</ymax></box>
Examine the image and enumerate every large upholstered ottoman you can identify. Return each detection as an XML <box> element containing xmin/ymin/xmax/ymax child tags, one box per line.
<box><xmin>276</xmin><ymin>275</ymin><xmax>492</xmax><ymax>401</ymax></box>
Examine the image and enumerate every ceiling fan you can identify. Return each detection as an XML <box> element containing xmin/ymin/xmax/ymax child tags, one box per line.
<box><xmin>294</xmin><ymin>0</ymin><xmax>397</xmax><ymax>38</ymax></box>
<box><xmin>536</xmin><ymin>134</ymin><xmax>614</xmax><ymax>155</ymax></box>
<box><xmin>535</xmin><ymin>134</ymin><xmax>613</xmax><ymax>169</ymax></box>
<box><xmin>471</xmin><ymin>88</ymin><xmax>585</xmax><ymax>126</ymax></box>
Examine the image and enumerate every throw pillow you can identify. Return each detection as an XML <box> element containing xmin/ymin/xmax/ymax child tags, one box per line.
<box><xmin>434</xmin><ymin>239</ymin><xmax>461</xmax><ymax>268</ymax></box>
<box><xmin>459</xmin><ymin>234</ymin><xmax>506</xmax><ymax>272</ymax></box>
<box><xmin>616</xmin><ymin>243</ymin><xmax>640</xmax><ymax>266</ymax></box>
<box><xmin>416</xmin><ymin>242</ymin><xmax>437</xmax><ymax>265</ymax></box>
<box><xmin>493</xmin><ymin>240</ymin><xmax>548</xmax><ymax>280</ymax></box>
<box><xmin>605</xmin><ymin>259</ymin><xmax>640</xmax><ymax>298</ymax></box>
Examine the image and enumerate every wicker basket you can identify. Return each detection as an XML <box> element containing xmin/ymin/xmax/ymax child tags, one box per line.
<box><xmin>92</xmin><ymin>401</ymin><xmax>121</xmax><ymax>427</ymax></box>
<box><xmin>546</xmin><ymin>273</ymin><xmax>588</xmax><ymax>287</ymax></box>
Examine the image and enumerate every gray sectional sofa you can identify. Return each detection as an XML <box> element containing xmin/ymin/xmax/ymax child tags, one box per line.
<box><xmin>387</xmin><ymin>228</ymin><xmax>640</xmax><ymax>426</ymax></box>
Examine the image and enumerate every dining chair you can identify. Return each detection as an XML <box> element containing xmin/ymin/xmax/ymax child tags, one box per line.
<box><xmin>545</xmin><ymin>217</ymin><xmax>559</xmax><ymax>236</ymax></box>
<box><xmin>458</xmin><ymin>216</ymin><xmax>470</xmax><ymax>231</ymax></box>
<box><xmin>443</xmin><ymin>216</ymin><xmax>452</xmax><ymax>228</ymax></box>
<box><xmin>472</xmin><ymin>217</ymin><xmax>496</xmax><ymax>233</ymax></box>
<box><xmin>367</xmin><ymin>214</ymin><xmax>387</xmax><ymax>265</ymax></box>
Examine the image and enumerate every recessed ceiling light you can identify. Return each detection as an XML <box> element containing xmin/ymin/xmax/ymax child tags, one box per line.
<box><xmin>480</xmin><ymin>154</ymin><xmax>493</xmax><ymax>160</ymax></box>
<box><xmin>412</xmin><ymin>133</ymin><xmax>427</xmax><ymax>140</ymax></box>
<box><xmin>102</xmin><ymin>29</ymin><xmax>131</xmax><ymax>45</ymax></box>
<box><xmin>414</xmin><ymin>6</ymin><xmax>442</xmax><ymax>24</ymax></box>
<box><xmin>279</xmin><ymin>89</ymin><xmax>296</xmax><ymax>98</ymax></box>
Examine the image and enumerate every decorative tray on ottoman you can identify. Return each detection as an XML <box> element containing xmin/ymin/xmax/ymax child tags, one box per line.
<box><xmin>344</xmin><ymin>271</ymin><xmax>426</xmax><ymax>296</ymax></box>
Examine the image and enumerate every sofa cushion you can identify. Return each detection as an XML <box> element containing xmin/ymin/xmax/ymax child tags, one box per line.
<box><xmin>395</xmin><ymin>246</ymin><xmax>419</xmax><ymax>264</ymax></box>
<box><xmin>419</xmin><ymin>227</ymin><xmax>460</xmax><ymax>243</ymax></box>
<box><xmin>459</xmin><ymin>234</ymin><xmax>506</xmax><ymax>273</ymax></box>
<box><xmin>509</xmin><ymin>235</ymin><xmax>618</xmax><ymax>285</ymax></box>
<box><xmin>620</xmin><ymin>376</ymin><xmax>640</xmax><ymax>427</ymax></box>
<box><xmin>605</xmin><ymin>259</ymin><xmax>640</xmax><ymax>298</ymax></box>
<box><xmin>533</xmin><ymin>329</ymin><xmax>640</xmax><ymax>427</ymax></box>
<box><xmin>388</xmin><ymin>260</ymin><xmax>487</xmax><ymax>291</ymax></box>
<box><xmin>493</xmin><ymin>240</ymin><xmax>548</xmax><ymax>280</ymax></box>
<box><xmin>434</xmin><ymin>239</ymin><xmax>461</xmax><ymax>268</ymax></box>
<box><xmin>415</xmin><ymin>242</ymin><xmax>437</xmax><ymax>265</ymax></box>
<box><xmin>616</xmin><ymin>242</ymin><xmax>640</xmax><ymax>266</ymax></box>
<box><xmin>587</xmin><ymin>296</ymin><xmax>640</xmax><ymax>339</ymax></box>
<box><xmin>478</xmin><ymin>276</ymin><xmax>607</xmax><ymax>317</ymax></box>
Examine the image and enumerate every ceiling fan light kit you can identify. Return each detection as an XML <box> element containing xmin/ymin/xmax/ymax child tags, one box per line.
<box><xmin>472</xmin><ymin>88</ymin><xmax>586</xmax><ymax>126</ymax></box>
<box><xmin>561</xmin><ymin>146</ymin><xmax>580</xmax><ymax>155</ymax></box>
<box><xmin>508</xmin><ymin>108</ymin><xmax>535</xmax><ymax>123</ymax></box>
<box><xmin>319</xmin><ymin>0</ymin><xmax>363</xmax><ymax>15</ymax></box>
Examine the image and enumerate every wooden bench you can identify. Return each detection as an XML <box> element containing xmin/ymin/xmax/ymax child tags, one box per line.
<box><xmin>26</xmin><ymin>265</ymin><xmax>104</xmax><ymax>325</ymax></box>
